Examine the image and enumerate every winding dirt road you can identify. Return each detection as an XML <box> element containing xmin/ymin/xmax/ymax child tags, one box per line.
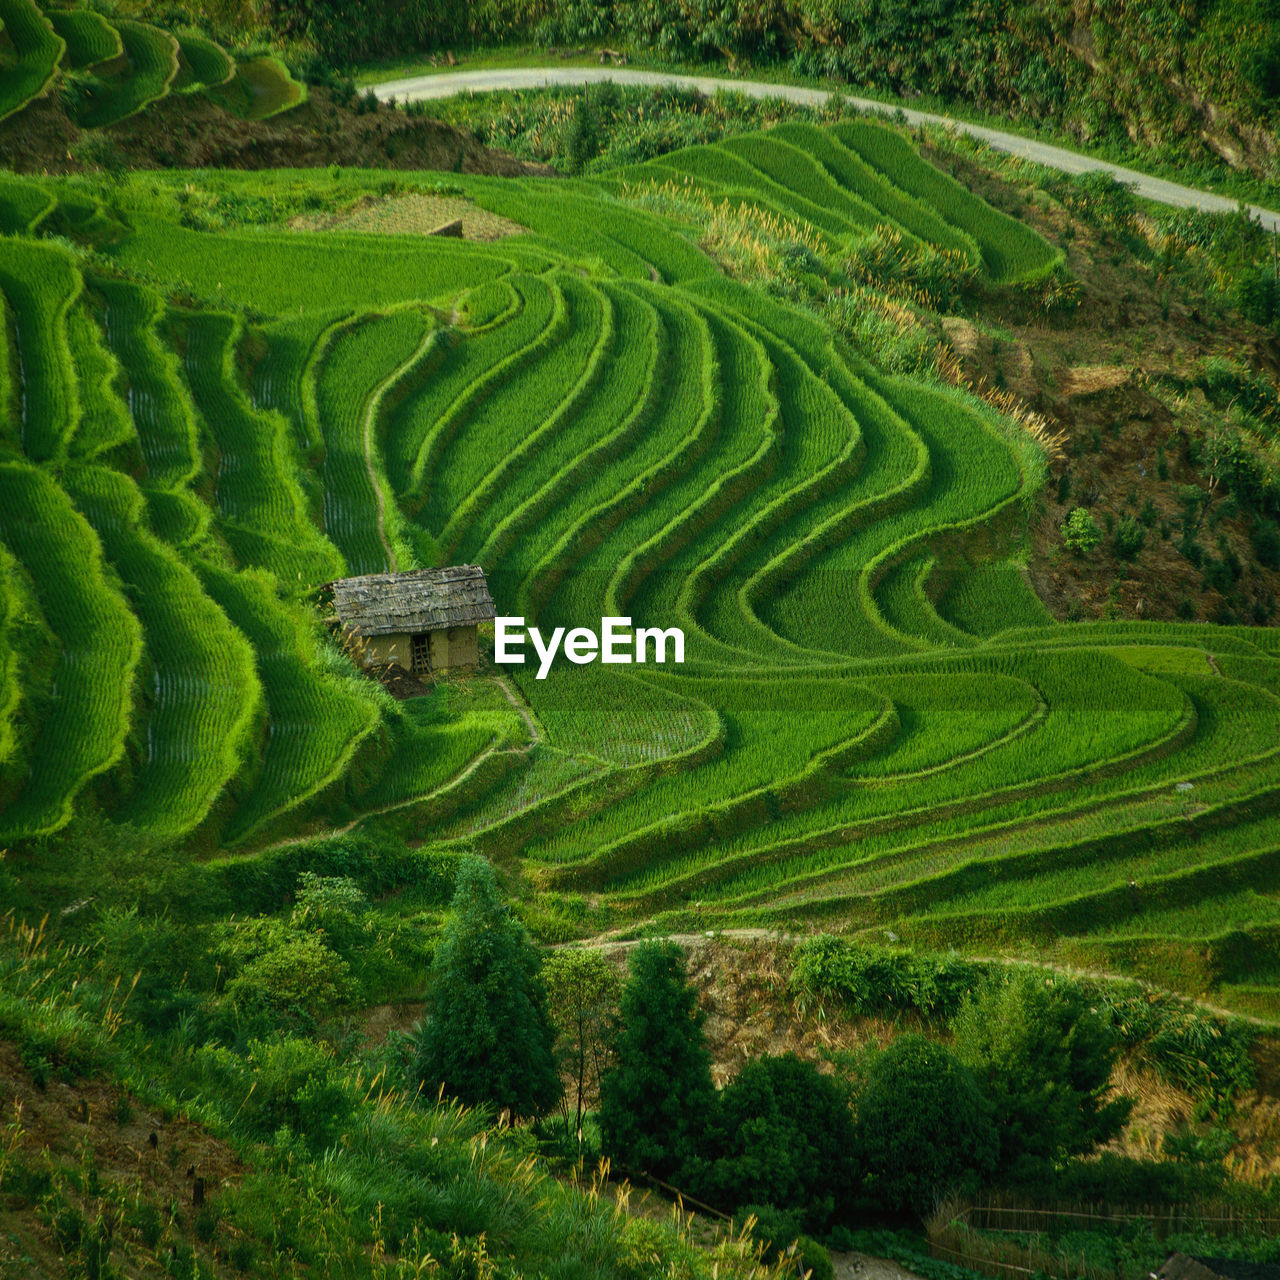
<box><xmin>374</xmin><ymin>66</ymin><xmax>1280</xmax><ymax>231</ymax></box>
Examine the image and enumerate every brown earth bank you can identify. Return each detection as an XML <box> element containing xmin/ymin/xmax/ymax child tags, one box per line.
<box><xmin>0</xmin><ymin>1042</ymin><xmax>243</xmax><ymax>1278</ymax></box>
<box><xmin>0</xmin><ymin>85</ymin><xmax>552</xmax><ymax>177</ymax></box>
<box><xmin>926</xmin><ymin>139</ymin><xmax>1280</xmax><ymax>626</ymax></box>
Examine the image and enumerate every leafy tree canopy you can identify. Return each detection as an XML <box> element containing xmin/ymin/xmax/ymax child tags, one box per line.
<box><xmin>855</xmin><ymin>1034</ymin><xmax>997</xmax><ymax>1215</ymax></box>
<box><xmin>542</xmin><ymin>947</ymin><xmax>622</xmax><ymax>1139</ymax></box>
<box><xmin>697</xmin><ymin>1053</ymin><xmax>858</xmax><ymax>1231</ymax></box>
<box><xmin>951</xmin><ymin>972</ymin><xmax>1132</xmax><ymax>1178</ymax></box>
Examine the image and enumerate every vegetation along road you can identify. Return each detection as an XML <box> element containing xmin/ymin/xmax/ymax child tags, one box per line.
<box><xmin>375</xmin><ymin>66</ymin><xmax>1280</xmax><ymax>231</ymax></box>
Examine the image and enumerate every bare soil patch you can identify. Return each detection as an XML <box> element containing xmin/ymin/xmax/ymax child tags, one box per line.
<box><xmin>0</xmin><ymin>1041</ymin><xmax>243</xmax><ymax>1278</ymax></box>
<box><xmin>926</xmin><ymin>140</ymin><xmax>1280</xmax><ymax>626</ymax></box>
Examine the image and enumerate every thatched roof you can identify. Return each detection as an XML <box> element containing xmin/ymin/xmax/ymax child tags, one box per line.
<box><xmin>325</xmin><ymin>565</ymin><xmax>496</xmax><ymax>637</ymax></box>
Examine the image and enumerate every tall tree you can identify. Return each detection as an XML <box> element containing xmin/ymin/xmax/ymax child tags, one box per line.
<box><xmin>413</xmin><ymin>858</ymin><xmax>560</xmax><ymax>1121</ymax></box>
<box><xmin>542</xmin><ymin>948</ymin><xmax>622</xmax><ymax>1143</ymax></box>
<box><xmin>598</xmin><ymin>941</ymin><xmax>714</xmax><ymax>1181</ymax></box>
<box><xmin>951</xmin><ymin>972</ymin><xmax>1132</xmax><ymax>1178</ymax></box>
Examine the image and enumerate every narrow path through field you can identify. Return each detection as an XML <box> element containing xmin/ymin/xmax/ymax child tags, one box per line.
<box><xmin>494</xmin><ymin>673</ymin><xmax>544</xmax><ymax>745</ymax></box>
<box><xmin>374</xmin><ymin>67</ymin><xmax>1280</xmax><ymax>231</ymax></box>
<box><xmin>249</xmin><ymin>677</ymin><xmax>542</xmax><ymax>856</ymax></box>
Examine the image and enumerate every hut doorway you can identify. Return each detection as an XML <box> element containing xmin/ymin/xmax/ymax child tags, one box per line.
<box><xmin>411</xmin><ymin>633</ymin><xmax>431</xmax><ymax>674</ymax></box>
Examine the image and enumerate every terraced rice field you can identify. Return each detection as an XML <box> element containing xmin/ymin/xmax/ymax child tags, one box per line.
<box><xmin>0</xmin><ymin>4</ymin><xmax>299</xmax><ymax>127</ymax></box>
<box><xmin>1</xmin><ymin>121</ymin><xmax>1277</xmax><ymax>1016</ymax></box>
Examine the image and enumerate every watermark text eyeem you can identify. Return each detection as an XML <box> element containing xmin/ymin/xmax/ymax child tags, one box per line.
<box><xmin>493</xmin><ymin>616</ymin><xmax>685</xmax><ymax>679</ymax></box>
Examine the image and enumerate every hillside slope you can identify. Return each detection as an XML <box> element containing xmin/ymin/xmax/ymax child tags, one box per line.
<box><xmin>1</xmin><ymin>116</ymin><xmax>1279</xmax><ymax>1020</ymax></box>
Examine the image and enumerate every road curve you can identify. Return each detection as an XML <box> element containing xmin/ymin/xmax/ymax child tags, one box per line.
<box><xmin>375</xmin><ymin>66</ymin><xmax>1280</xmax><ymax>232</ymax></box>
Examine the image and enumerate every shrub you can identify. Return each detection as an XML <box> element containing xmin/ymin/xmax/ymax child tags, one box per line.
<box><xmin>1113</xmin><ymin>514</ymin><xmax>1147</xmax><ymax>560</ymax></box>
<box><xmin>951</xmin><ymin>973</ymin><xmax>1132</xmax><ymax>1179</ymax></box>
<box><xmin>789</xmin><ymin>936</ymin><xmax>983</xmax><ymax>1019</ymax></box>
<box><xmin>697</xmin><ymin>1054</ymin><xmax>857</xmax><ymax>1230</ymax></box>
<box><xmin>239</xmin><ymin>1036</ymin><xmax>354</xmax><ymax>1150</ymax></box>
<box><xmin>222</xmin><ymin>926</ymin><xmax>356</xmax><ymax>1015</ymax></box>
<box><xmin>855</xmin><ymin>1035</ymin><xmax>997</xmax><ymax>1216</ymax></box>
<box><xmin>1062</xmin><ymin>507</ymin><xmax>1102</xmax><ymax>556</ymax></box>
<box><xmin>1235</xmin><ymin>265</ymin><xmax>1280</xmax><ymax>326</ymax></box>
<box><xmin>1252</xmin><ymin>519</ymin><xmax>1280</xmax><ymax>568</ymax></box>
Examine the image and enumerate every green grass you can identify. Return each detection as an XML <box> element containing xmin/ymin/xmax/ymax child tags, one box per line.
<box><xmin>0</xmin><ymin>0</ymin><xmax>63</xmax><ymax>121</ymax></box>
<box><xmin>72</xmin><ymin>18</ymin><xmax>178</xmax><ymax>129</ymax></box>
<box><xmin>105</xmin><ymin>216</ymin><xmax>524</xmax><ymax>314</ymax></box>
<box><xmin>353</xmin><ymin>681</ymin><xmax>525</xmax><ymax>810</ymax></box>
<box><xmin>172</xmin><ymin>307</ymin><xmax>345</xmax><ymax>589</ymax></box>
<box><xmin>0</xmin><ymin>462</ymin><xmax>141</xmax><ymax>839</ymax></box>
<box><xmin>3</xmin><ymin>130</ymin><xmax>1280</xmax><ymax>1013</ymax></box>
<box><xmin>198</xmin><ymin>564</ymin><xmax>382</xmax><ymax>842</ymax></box>
<box><xmin>91</xmin><ymin>277</ymin><xmax>199</xmax><ymax>488</ymax></box>
<box><xmin>64</xmin><ymin>465</ymin><xmax>261</xmax><ymax>839</ymax></box>
<box><xmin>46</xmin><ymin>8</ymin><xmax>120</xmax><ymax>71</ymax></box>
<box><xmin>0</xmin><ymin>175</ymin><xmax>54</xmax><ymax>236</ymax></box>
<box><xmin>211</xmin><ymin>54</ymin><xmax>306</xmax><ymax>119</ymax></box>
<box><xmin>0</xmin><ymin>237</ymin><xmax>82</xmax><ymax>462</ymax></box>
<box><xmin>832</xmin><ymin>119</ymin><xmax>1064</xmax><ymax>284</ymax></box>
<box><xmin>766</xmin><ymin>122</ymin><xmax>983</xmax><ymax>264</ymax></box>
<box><xmin>64</xmin><ymin>297</ymin><xmax>133</xmax><ymax>460</ymax></box>
<box><xmin>174</xmin><ymin>31</ymin><xmax>233</xmax><ymax>90</ymax></box>
<box><xmin>313</xmin><ymin>308</ymin><xmax>434</xmax><ymax>575</ymax></box>
<box><xmin>388</xmin><ymin>274</ymin><xmax>559</xmax><ymax>499</ymax></box>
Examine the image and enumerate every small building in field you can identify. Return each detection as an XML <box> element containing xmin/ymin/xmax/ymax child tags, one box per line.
<box><xmin>324</xmin><ymin>564</ymin><xmax>496</xmax><ymax>675</ymax></box>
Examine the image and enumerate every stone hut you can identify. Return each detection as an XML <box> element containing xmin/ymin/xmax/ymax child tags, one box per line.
<box><xmin>325</xmin><ymin>564</ymin><xmax>496</xmax><ymax>675</ymax></box>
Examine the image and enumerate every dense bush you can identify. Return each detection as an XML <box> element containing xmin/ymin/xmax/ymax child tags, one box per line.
<box><xmin>215</xmin><ymin>835</ymin><xmax>463</xmax><ymax>916</ymax></box>
<box><xmin>789</xmin><ymin>936</ymin><xmax>984</xmax><ymax>1018</ymax></box>
<box><xmin>854</xmin><ymin>1034</ymin><xmax>997</xmax><ymax>1215</ymax></box>
<box><xmin>1113</xmin><ymin>514</ymin><xmax>1148</xmax><ymax>560</ymax></box>
<box><xmin>1252</xmin><ymin>518</ymin><xmax>1280</xmax><ymax>567</ymax></box>
<box><xmin>221</xmin><ymin>923</ymin><xmax>357</xmax><ymax>1014</ymax></box>
<box><xmin>695</xmin><ymin>1054</ymin><xmax>858</xmax><ymax>1230</ymax></box>
<box><xmin>1049</xmin><ymin>1152</ymin><xmax>1228</xmax><ymax>1203</ymax></box>
<box><xmin>258</xmin><ymin>0</ymin><xmax>538</xmax><ymax>62</ymax></box>
<box><xmin>1063</xmin><ymin>507</ymin><xmax>1103</xmax><ymax>555</ymax></box>
<box><xmin>240</xmin><ymin>1035</ymin><xmax>355</xmax><ymax>1149</ymax></box>
<box><xmin>1235</xmin><ymin>265</ymin><xmax>1280</xmax><ymax>325</ymax></box>
<box><xmin>1091</xmin><ymin>988</ymin><xmax>1257</xmax><ymax>1113</ymax></box>
<box><xmin>951</xmin><ymin>973</ymin><xmax>1132</xmax><ymax>1179</ymax></box>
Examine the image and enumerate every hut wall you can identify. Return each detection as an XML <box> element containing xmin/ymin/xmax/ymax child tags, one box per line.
<box><xmin>359</xmin><ymin>633</ymin><xmax>411</xmax><ymax>670</ymax></box>
<box><xmin>427</xmin><ymin>625</ymin><xmax>479</xmax><ymax>670</ymax></box>
<box><xmin>449</xmin><ymin>625</ymin><xmax>479</xmax><ymax>667</ymax></box>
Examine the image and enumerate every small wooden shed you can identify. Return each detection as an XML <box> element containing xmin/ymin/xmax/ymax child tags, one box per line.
<box><xmin>324</xmin><ymin>564</ymin><xmax>496</xmax><ymax>675</ymax></box>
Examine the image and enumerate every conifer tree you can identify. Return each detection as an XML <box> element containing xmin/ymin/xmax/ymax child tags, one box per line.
<box><xmin>599</xmin><ymin>941</ymin><xmax>714</xmax><ymax>1180</ymax></box>
<box><xmin>413</xmin><ymin>858</ymin><xmax>560</xmax><ymax>1120</ymax></box>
